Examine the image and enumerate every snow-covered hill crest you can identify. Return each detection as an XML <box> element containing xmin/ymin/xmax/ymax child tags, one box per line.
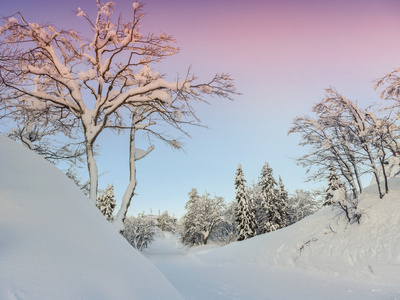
<box><xmin>203</xmin><ymin>178</ymin><xmax>400</xmax><ymax>282</ymax></box>
<box><xmin>0</xmin><ymin>135</ymin><xmax>182</xmax><ymax>300</ymax></box>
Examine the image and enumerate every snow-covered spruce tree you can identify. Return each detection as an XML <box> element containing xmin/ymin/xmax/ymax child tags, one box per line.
<box><xmin>181</xmin><ymin>189</ymin><xmax>226</xmax><ymax>246</ymax></box>
<box><xmin>324</xmin><ymin>164</ymin><xmax>345</xmax><ymax>206</ymax></box>
<box><xmin>235</xmin><ymin>164</ymin><xmax>256</xmax><ymax>241</ymax></box>
<box><xmin>122</xmin><ymin>214</ymin><xmax>156</xmax><ymax>251</ymax></box>
<box><xmin>276</xmin><ymin>176</ymin><xmax>290</xmax><ymax>227</ymax></box>
<box><xmin>96</xmin><ymin>183</ymin><xmax>116</xmax><ymax>222</ymax></box>
<box><xmin>0</xmin><ymin>2</ymin><xmax>237</xmax><ymax>226</ymax></box>
<box><xmin>181</xmin><ymin>188</ymin><xmax>202</xmax><ymax>245</ymax></box>
<box><xmin>258</xmin><ymin>162</ymin><xmax>282</xmax><ymax>233</ymax></box>
<box><xmin>323</xmin><ymin>164</ymin><xmax>359</xmax><ymax>222</ymax></box>
<box><xmin>246</xmin><ymin>181</ymin><xmax>265</xmax><ymax>235</ymax></box>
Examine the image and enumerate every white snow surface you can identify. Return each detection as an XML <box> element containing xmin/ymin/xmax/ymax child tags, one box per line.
<box><xmin>0</xmin><ymin>135</ymin><xmax>182</xmax><ymax>300</ymax></box>
<box><xmin>202</xmin><ymin>186</ymin><xmax>400</xmax><ymax>278</ymax></box>
<box><xmin>142</xmin><ymin>184</ymin><xmax>400</xmax><ymax>299</ymax></box>
<box><xmin>1</xmin><ymin>134</ymin><xmax>400</xmax><ymax>299</ymax></box>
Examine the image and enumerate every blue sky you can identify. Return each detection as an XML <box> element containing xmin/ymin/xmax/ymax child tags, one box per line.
<box><xmin>2</xmin><ymin>0</ymin><xmax>400</xmax><ymax>217</ymax></box>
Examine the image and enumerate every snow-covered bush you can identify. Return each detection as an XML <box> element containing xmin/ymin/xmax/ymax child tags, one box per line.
<box><xmin>96</xmin><ymin>183</ymin><xmax>116</xmax><ymax>222</ymax></box>
<box><xmin>211</xmin><ymin>201</ymin><xmax>238</xmax><ymax>244</ymax></box>
<box><xmin>287</xmin><ymin>189</ymin><xmax>321</xmax><ymax>225</ymax></box>
<box><xmin>122</xmin><ymin>214</ymin><xmax>156</xmax><ymax>251</ymax></box>
<box><xmin>181</xmin><ymin>189</ymin><xmax>227</xmax><ymax>246</ymax></box>
<box><xmin>157</xmin><ymin>211</ymin><xmax>177</xmax><ymax>233</ymax></box>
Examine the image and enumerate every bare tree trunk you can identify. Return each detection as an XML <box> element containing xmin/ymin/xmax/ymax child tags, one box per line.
<box><xmin>86</xmin><ymin>139</ymin><xmax>98</xmax><ymax>204</ymax></box>
<box><xmin>352</xmin><ymin>162</ymin><xmax>363</xmax><ymax>195</ymax></box>
<box><xmin>113</xmin><ymin>125</ymin><xmax>138</xmax><ymax>232</ymax></box>
<box><xmin>379</xmin><ymin>153</ymin><xmax>389</xmax><ymax>195</ymax></box>
<box><xmin>113</xmin><ymin>117</ymin><xmax>154</xmax><ymax>233</ymax></box>
<box><xmin>364</xmin><ymin>144</ymin><xmax>385</xmax><ymax>198</ymax></box>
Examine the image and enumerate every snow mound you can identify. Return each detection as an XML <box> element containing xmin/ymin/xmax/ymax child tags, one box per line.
<box><xmin>0</xmin><ymin>135</ymin><xmax>182</xmax><ymax>300</ymax></box>
<box><xmin>203</xmin><ymin>180</ymin><xmax>400</xmax><ymax>282</ymax></box>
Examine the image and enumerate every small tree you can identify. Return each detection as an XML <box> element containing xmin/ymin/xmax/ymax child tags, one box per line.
<box><xmin>287</xmin><ymin>189</ymin><xmax>321</xmax><ymax>224</ymax></box>
<box><xmin>122</xmin><ymin>214</ymin><xmax>156</xmax><ymax>251</ymax></box>
<box><xmin>324</xmin><ymin>164</ymin><xmax>345</xmax><ymax>206</ymax></box>
<box><xmin>96</xmin><ymin>183</ymin><xmax>116</xmax><ymax>222</ymax></box>
<box><xmin>181</xmin><ymin>189</ymin><xmax>226</xmax><ymax>246</ymax></box>
<box><xmin>211</xmin><ymin>201</ymin><xmax>238</xmax><ymax>244</ymax></box>
<box><xmin>235</xmin><ymin>164</ymin><xmax>256</xmax><ymax>241</ymax></box>
<box><xmin>157</xmin><ymin>210</ymin><xmax>176</xmax><ymax>233</ymax></box>
<box><xmin>181</xmin><ymin>188</ymin><xmax>202</xmax><ymax>245</ymax></box>
<box><xmin>276</xmin><ymin>176</ymin><xmax>289</xmax><ymax>227</ymax></box>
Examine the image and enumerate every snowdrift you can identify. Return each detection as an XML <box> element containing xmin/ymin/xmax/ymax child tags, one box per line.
<box><xmin>203</xmin><ymin>180</ymin><xmax>400</xmax><ymax>282</ymax></box>
<box><xmin>0</xmin><ymin>135</ymin><xmax>182</xmax><ymax>300</ymax></box>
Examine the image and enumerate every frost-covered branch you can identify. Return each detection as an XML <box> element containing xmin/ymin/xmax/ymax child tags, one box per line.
<box><xmin>0</xmin><ymin>2</ymin><xmax>238</xmax><ymax>211</ymax></box>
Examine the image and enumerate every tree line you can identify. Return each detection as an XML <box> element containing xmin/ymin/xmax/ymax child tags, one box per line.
<box><xmin>180</xmin><ymin>162</ymin><xmax>322</xmax><ymax>245</ymax></box>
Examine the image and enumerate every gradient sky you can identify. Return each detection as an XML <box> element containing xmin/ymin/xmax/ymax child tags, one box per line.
<box><xmin>2</xmin><ymin>0</ymin><xmax>400</xmax><ymax>217</ymax></box>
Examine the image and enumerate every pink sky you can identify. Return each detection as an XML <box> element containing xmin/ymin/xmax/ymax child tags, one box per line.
<box><xmin>2</xmin><ymin>0</ymin><xmax>400</xmax><ymax>216</ymax></box>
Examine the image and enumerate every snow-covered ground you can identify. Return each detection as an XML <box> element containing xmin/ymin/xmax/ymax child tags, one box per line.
<box><xmin>0</xmin><ymin>135</ymin><xmax>181</xmax><ymax>300</ymax></box>
<box><xmin>143</xmin><ymin>231</ymin><xmax>400</xmax><ymax>299</ymax></box>
<box><xmin>1</xmin><ymin>135</ymin><xmax>400</xmax><ymax>299</ymax></box>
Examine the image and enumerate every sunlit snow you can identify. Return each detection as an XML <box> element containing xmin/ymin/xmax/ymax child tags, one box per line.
<box><xmin>1</xmin><ymin>135</ymin><xmax>400</xmax><ymax>299</ymax></box>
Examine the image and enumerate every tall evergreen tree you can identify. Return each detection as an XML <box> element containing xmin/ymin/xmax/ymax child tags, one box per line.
<box><xmin>96</xmin><ymin>183</ymin><xmax>116</xmax><ymax>222</ymax></box>
<box><xmin>276</xmin><ymin>176</ymin><xmax>290</xmax><ymax>228</ymax></box>
<box><xmin>181</xmin><ymin>188</ymin><xmax>201</xmax><ymax>245</ymax></box>
<box><xmin>235</xmin><ymin>164</ymin><xmax>256</xmax><ymax>241</ymax></box>
<box><xmin>258</xmin><ymin>162</ymin><xmax>278</xmax><ymax>233</ymax></box>
<box><xmin>247</xmin><ymin>190</ymin><xmax>258</xmax><ymax>235</ymax></box>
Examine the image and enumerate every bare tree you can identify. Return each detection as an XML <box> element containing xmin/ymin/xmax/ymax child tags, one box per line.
<box><xmin>290</xmin><ymin>87</ymin><xmax>400</xmax><ymax>202</ymax></box>
<box><xmin>0</xmin><ymin>2</ymin><xmax>237</xmax><ymax>211</ymax></box>
<box><xmin>288</xmin><ymin>113</ymin><xmax>363</xmax><ymax>200</ymax></box>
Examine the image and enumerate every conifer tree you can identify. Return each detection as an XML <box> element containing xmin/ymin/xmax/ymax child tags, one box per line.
<box><xmin>324</xmin><ymin>164</ymin><xmax>345</xmax><ymax>206</ymax></box>
<box><xmin>235</xmin><ymin>164</ymin><xmax>256</xmax><ymax>241</ymax></box>
<box><xmin>96</xmin><ymin>183</ymin><xmax>116</xmax><ymax>222</ymax></box>
<box><xmin>181</xmin><ymin>188</ymin><xmax>203</xmax><ymax>245</ymax></box>
<box><xmin>247</xmin><ymin>190</ymin><xmax>258</xmax><ymax>235</ymax></box>
<box><xmin>258</xmin><ymin>162</ymin><xmax>278</xmax><ymax>233</ymax></box>
<box><xmin>276</xmin><ymin>176</ymin><xmax>290</xmax><ymax>228</ymax></box>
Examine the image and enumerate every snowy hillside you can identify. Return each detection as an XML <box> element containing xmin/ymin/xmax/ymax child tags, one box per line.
<box><xmin>0</xmin><ymin>135</ymin><xmax>182</xmax><ymax>300</ymax></box>
<box><xmin>203</xmin><ymin>180</ymin><xmax>400</xmax><ymax>282</ymax></box>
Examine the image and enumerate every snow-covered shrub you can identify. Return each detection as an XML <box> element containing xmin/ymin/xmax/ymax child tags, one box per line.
<box><xmin>211</xmin><ymin>201</ymin><xmax>238</xmax><ymax>244</ymax></box>
<box><xmin>122</xmin><ymin>214</ymin><xmax>156</xmax><ymax>251</ymax></box>
<box><xmin>287</xmin><ymin>189</ymin><xmax>321</xmax><ymax>225</ymax></box>
<box><xmin>157</xmin><ymin>211</ymin><xmax>177</xmax><ymax>233</ymax></box>
<box><xmin>96</xmin><ymin>183</ymin><xmax>116</xmax><ymax>222</ymax></box>
<box><xmin>181</xmin><ymin>189</ymin><xmax>227</xmax><ymax>246</ymax></box>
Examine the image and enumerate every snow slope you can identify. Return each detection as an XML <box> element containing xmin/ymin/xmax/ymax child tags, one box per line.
<box><xmin>203</xmin><ymin>181</ymin><xmax>400</xmax><ymax>282</ymax></box>
<box><xmin>142</xmin><ymin>182</ymin><xmax>400</xmax><ymax>299</ymax></box>
<box><xmin>144</xmin><ymin>229</ymin><xmax>400</xmax><ymax>299</ymax></box>
<box><xmin>0</xmin><ymin>135</ymin><xmax>182</xmax><ymax>300</ymax></box>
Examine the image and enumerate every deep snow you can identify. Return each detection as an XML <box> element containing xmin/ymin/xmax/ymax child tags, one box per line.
<box><xmin>143</xmin><ymin>232</ymin><xmax>400</xmax><ymax>299</ymax></box>
<box><xmin>1</xmin><ymin>135</ymin><xmax>400</xmax><ymax>299</ymax></box>
<box><xmin>0</xmin><ymin>135</ymin><xmax>182</xmax><ymax>300</ymax></box>
<box><xmin>142</xmin><ymin>180</ymin><xmax>400</xmax><ymax>299</ymax></box>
